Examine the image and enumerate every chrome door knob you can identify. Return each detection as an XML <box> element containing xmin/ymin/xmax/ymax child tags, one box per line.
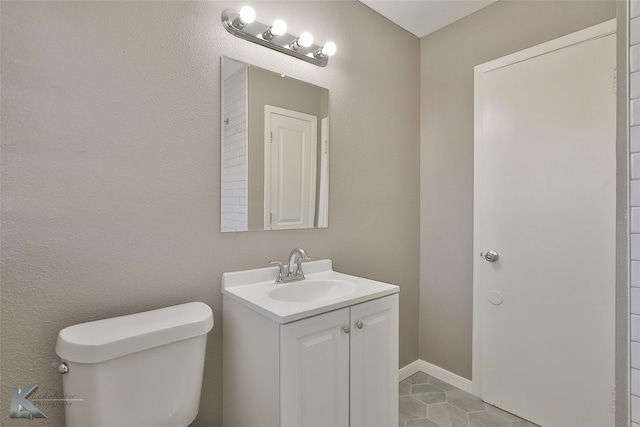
<box><xmin>343</xmin><ymin>325</ymin><xmax>350</xmax><ymax>334</ymax></box>
<box><xmin>355</xmin><ymin>320</ymin><xmax>364</xmax><ymax>329</ymax></box>
<box><xmin>484</xmin><ymin>250</ymin><xmax>499</xmax><ymax>262</ymax></box>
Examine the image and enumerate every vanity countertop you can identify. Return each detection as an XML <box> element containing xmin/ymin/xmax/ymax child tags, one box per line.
<box><xmin>221</xmin><ymin>259</ymin><xmax>399</xmax><ymax>324</ymax></box>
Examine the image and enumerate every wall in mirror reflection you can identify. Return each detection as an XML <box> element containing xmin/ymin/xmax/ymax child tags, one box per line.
<box><xmin>221</xmin><ymin>57</ymin><xmax>329</xmax><ymax>232</ymax></box>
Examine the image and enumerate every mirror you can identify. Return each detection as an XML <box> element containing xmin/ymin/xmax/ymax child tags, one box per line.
<box><xmin>221</xmin><ymin>56</ymin><xmax>329</xmax><ymax>232</ymax></box>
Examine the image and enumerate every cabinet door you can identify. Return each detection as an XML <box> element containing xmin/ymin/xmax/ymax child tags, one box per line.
<box><xmin>349</xmin><ymin>295</ymin><xmax>399</xmax><ymax>427</ymax></box>
<box><xmin>280</xmin><ymin>308</ymin><xmax>350</xmax><ymax>427</ymax></box>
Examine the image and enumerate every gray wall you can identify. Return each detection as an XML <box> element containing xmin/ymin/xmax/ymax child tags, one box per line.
<box><xmin>0</xmin><ymin>1</ymin><xmax>420</xmax><ymax>426</ymax></box>
<box><xmin>419</xmin><ymin>0</ymin><xmax>617</xmax><ymax>381</ymax></box>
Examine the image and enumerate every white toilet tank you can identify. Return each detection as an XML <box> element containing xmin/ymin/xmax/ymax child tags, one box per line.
<box><xmin>55</xmin><ymin>302</ymin><xmax>213</xmax><ymax>427</ymax></box>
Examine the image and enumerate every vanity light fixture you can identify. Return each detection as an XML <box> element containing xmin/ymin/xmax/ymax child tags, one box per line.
<box><xmin>221</xmin><ymin>6</ymin><xmax>336</xmax><ymax>67</ymax></box>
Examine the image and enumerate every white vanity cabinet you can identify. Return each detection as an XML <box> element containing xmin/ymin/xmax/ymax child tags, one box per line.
<box><xmin>223</xmin><ymin>294</ymin><xmax>399</xmax><ymax>427</ymax></box>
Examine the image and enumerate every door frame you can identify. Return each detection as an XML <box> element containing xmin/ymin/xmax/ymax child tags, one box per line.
<box><xmin>471</xmin><ymin>18</ymin><xmax>617</xmax><ymax>397</ymax></box>
<box><xmin>263</xmin><ymin>105</ymin><xmax>318</xmax><ymax>230</ymax></box>
<box><xmin>317</xmin><ymin>117</ymin><xmax>329</xmax><ymax>228</ymax></box>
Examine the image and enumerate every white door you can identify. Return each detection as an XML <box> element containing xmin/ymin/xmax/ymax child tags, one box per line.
<box><xmin>264</xmin><ymin>106</ymin><xmax>317</xmax><ymax>230</ymax></box>
<box><xmin>349</xmin><ymin>295</ymin><xmax>399</xmax><ymax>427</ymax></box>
<box><xmin>473</xmin><ymin>21</ymin><xmax>616</xmax><ymax>427</ymax></box>
<box><xmin>280</xmin><ymin>308</ymin><xmax>350</xmax><ymax>427</ymax></box>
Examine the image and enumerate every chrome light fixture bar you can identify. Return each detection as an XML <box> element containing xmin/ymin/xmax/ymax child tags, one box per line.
<box><xmin>221</xmin><ymin>7</ymin><xmax>336</xmax><ymax>67</ymax></box>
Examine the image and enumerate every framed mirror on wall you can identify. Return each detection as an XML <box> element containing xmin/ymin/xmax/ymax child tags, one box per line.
<box><xmin>220</xmin><ymin>56</ymin><xmax>329</xmax><ymax>232</ymax></box>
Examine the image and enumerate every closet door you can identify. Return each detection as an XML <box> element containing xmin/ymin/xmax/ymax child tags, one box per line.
<box><xmin>473</xmin><ymin>22</ymin><xmax>616</xmax><ymax>427</ymax></box>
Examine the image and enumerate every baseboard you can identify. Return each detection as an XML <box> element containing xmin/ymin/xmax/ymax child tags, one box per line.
<box><xmin>398</xmin><ymin>359</ymin><xmax>424</xmax><ymax>381</ymax></box>
<box><xmin>399</xmin><ymin>359</ymin><xmax>472</xmax><ymax>394</ymax></box>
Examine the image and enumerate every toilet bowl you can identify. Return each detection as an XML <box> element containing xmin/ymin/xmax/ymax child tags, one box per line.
<box><xmin>55</xmin><ymin>301</ymin><xmax>213</xmax><ymax>427</ymax></box>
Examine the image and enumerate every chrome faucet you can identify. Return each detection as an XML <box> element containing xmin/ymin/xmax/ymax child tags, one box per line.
<box><xmin>287</xmin><ymin>248</ymin><xmax>310</xmax><ymax>278</ymax></box>
<box><xmin>269</xmin><ymin>248</ymin><xmax>311</xmax><ymax>283</ymax></box>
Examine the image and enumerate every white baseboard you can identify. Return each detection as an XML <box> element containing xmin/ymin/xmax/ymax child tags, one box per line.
<box><xmin>399</xmin><ymin>359</ymin><xmax>472</xmax><ymax>394</ymax></box>
<box><xmin>398</xmin><ymin>359</ymin><xmax>424</xmax><ymax>381</ymax></box>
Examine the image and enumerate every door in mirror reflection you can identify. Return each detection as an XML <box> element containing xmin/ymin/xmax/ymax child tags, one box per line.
<box><xmin>265</xmin><ymin>106</ymin><xmax>317</xmax><ymax>230</ymax></box>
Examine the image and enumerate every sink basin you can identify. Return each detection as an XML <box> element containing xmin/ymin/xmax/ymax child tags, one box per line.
<box><xmin>221</xmin><ymin>259</ymin><xmax>399</xmax><ymax>323</ymax></box>
<box><xmin>268</xmin><ymin>279</ymin><xmax>358</xmax><ymax>302</ymax></box>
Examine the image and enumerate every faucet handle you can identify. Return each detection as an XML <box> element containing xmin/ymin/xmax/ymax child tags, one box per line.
<box><xmin>269</xmin><ymin>260</ymin><xmax>285</xmax><ymax>283</ymax></box>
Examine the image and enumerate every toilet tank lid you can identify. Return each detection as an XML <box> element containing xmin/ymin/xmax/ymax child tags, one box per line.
<box><xmin>56</xmin><ymin>302</ymin><xmax>213</xmax><ymax>363</ymax></box>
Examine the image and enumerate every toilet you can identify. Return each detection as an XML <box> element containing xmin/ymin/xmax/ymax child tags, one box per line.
<box><xmin>55</xmin><ymin>301</ymin><xmax>213</xmax><ymax>427</ymax></box>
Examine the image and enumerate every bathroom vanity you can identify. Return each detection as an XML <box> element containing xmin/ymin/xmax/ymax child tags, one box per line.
<box><xmin>222</xmin><ymin>259</ymin><xmax>399</xmax><ymax>427</ymax></box>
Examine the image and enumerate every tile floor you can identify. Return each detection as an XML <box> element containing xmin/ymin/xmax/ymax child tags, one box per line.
<box><xmin>399</xmin><ymin>372</ymin><xmax>541</xmax><ymax>427</ymax></box>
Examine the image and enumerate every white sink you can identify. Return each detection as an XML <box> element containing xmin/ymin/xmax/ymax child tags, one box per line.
<box><xmin>221</xmin><ymin>259</ymin><xmax>399</xmax><ymax>323</ymax></box>
<box><xmin>268</xmin><ymin>279</ymin><xmax>359</xmax><ymax>302</ymax></box>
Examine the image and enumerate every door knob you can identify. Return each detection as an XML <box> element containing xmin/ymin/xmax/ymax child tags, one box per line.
<box><xmin>343</xmin><ymin>325</ymin><xmax>350</xmax><ymax>334</ymax></box>
<box><xmin>484</xmin><ymin>250</ymin><xmax>499</xmax><ymax>262</ymax></box>
<box><xmin>355</xmin><ymin>320</ymin><xmax>364</xmax><ymax>329</ymax></box>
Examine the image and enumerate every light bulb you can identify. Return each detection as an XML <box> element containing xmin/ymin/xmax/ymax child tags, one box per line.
<box><xmin>231</xmin><ymin>5</ymin><xmax>256</xmax><ymax>30</ymax></box>
<box><xmin>298</xmin><ymin>32</ymin><xmax>313</xmax><ymax>48</ymax></box>
<box><xmin>313</xmin><ymin>41</ymin><xmax>337</xmax><ymax>59</ymax></box>
<box><xmin>239</xmin><ymin>6</ymin><xmax>256</xmax><ymax>24</ymax></box>
<box><xmin>271</xmin><ymin>19</ymin><xmax>287</xmax><ymax>36</ymax></box>
<box><xmin>322</xmin><ymin>41</ymin><xmax>336</xmax><ymax>56</ymax></box>
<box><xmin>262</xmin><ymin>19</ymin><xmax>287</xmax><ymax>41</ymax></box>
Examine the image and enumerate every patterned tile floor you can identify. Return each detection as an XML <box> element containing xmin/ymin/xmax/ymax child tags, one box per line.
<box><xmin>399</xmin><ymin>372</ymin><xmax>541</xmax><ymax>427</ymax></box>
